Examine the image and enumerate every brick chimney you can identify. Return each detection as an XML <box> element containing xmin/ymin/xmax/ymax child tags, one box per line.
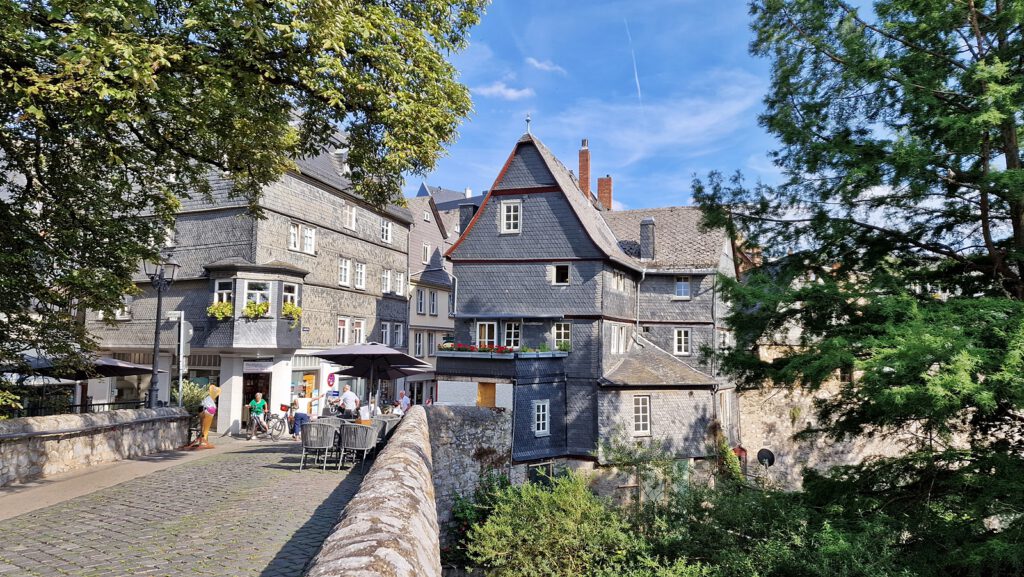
<box><xmin>598</xmin><ymin>175</ymin><xmax>613</xmax><ymax>210</ymax></box>
<box><xmin>640</xmin><ymin>217</ymin><xmax>655</xmax><ymax>261</ymax></box>
<box><xmin>578</xmin><ymin>139</ymin><xmax>591</xmax><ymax>198</ymax></box>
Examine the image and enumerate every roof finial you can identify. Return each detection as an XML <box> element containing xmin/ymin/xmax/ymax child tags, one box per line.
<box><xmin>525</xmin><ymin>112</ymin><xmax>532</xmax><ymax>135</ymax></box>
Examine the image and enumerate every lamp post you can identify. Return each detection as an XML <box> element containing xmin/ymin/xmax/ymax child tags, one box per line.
<box><xmin>143</xmin><ymin>253</ymin><xmax>180</xmax><ymax>409</ymax></box>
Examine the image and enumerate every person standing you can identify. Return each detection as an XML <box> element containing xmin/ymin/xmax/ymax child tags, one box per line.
<box><xmin>290</xmin><ymin>399</ymin><xmax>310</xmax><ymax>441</ymax></box>
<box><xmin>339</xmin><ymin>384</ymin><xmax>360</xmax><ymax>419</ymax></box>
<box><xmin>398</xmin><ymin>390</ymin><xmax>411</xmax><ymax>414</ymax></box>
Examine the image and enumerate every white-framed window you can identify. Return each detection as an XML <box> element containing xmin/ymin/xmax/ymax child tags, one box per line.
<box><xmin>429</xmin><ymin>290</ymin><xmax>437</xmax><ymax>315</ymax></box>
<box><xmin>674</xmin><ymin>276</ymin><xmax>691</xmax><ymax>299</ymax></box>
<box><xmin>416</xmin><ymin>289</ymin><xmax>425</xmax><ymax>314</ymax></box>
<box><xmin>674</xmin><ymin>328</ymin><xmax>691</xmax><ymax>355</ymax></box>
<box><xmin>554</xmin><ymin>322</ymin><xmax>571</xmax><ymax>348</ymax></box>
<box><xmin>427</xmin><ymin>333</ymin><xmax>436</xmax><ymax>356</ymax></box>
<box><xmin>423</xmin><ymin>210</ymin><xmax>431</xmax><ymax>222</ymax></box>
<box><xmin>339</xmin><ymin>258</ymin><xmax>351</xmax><ymax>286</ymax></box>
<box><xmin>245</xmin><ymin>281</ymin><xmax>271</xmax><ymax>306</ymax></box>
<box><xmin>633</xmin><ymin>395</ymin><xmax>651</xmax><ymax>436</ymax></box>
<box><xmin>533</xmin><ymin>399</ymin><xmax>550</xmax><ymax>437</ymax></box>
<box><xmin>343</xmin><ymin>204</ymin><xmax>356</xmax><ymax>229</ymax></box>
<box><xmin>380</xmin><ymin>218</ymin><xmax>392</xmax><ymax>244</ymax></box>
<box><xmin>288</xmin><ymin>223</ymin><xmax>300</xmax><ymax>250</ymax></box>
<box><xmin>448</xmin><ymin>292</ymin><xmax>455</xmax><ymax>313</ymax></box>
<box><xmin>501</xmin><ymin>200</ymin><xmax>521</xmax><ymax>233</ymax></box>
<box><xmin>352</xmin><ymin>318</ymin><xmax>365</xmax><ymax>343</ymax></box>
<box><xmin>476</xmin><ymin>322</ymin><xmax>497</xmax><ymax>347</ymax></box>
<box><xmin>282</xmin><ymin>283</ymin><xmax>298</xmax><ymax>305</ymax></box>
<box><xmin>393</xmin><ymin>323</ymin><xmax>404</xmax><ymax>347</ymax></box>
<box><xmin>381</xmin><ymin>322</ymin><xmax>391</xmax><ymax>345</ymax></box>
<box><xmin>395</xmin><ymin>272</ymin><xmax>405</xmax><ymax>297</ymax></box>
<box><xmin>414</xmin><ymin>332</ymin><xmax>424</xmax><ymax>357</ymax></box>
<box><xmin>302</xmin><ymin>226</ymin><xmax>316</xmax><ymax>254</ymax></box>
<box><xmin>504</xmin><ymin>322</ymin><xmax>521</xmax><ymax>348</ymax></box>
<box><xmin>553</xmin><ymin>264</ymin><xmax>570</xmax><ymax>285</ymax></box>
<box><xmin>610</xmin><ymin>324</ymin><xmax>627</xmax><ymax>354</ymax></box>
<box><xmin>613</xmin><ymin>271</ymin><xmax>627</xmax><ymax>292</ymax></box>
<box><xmin>422</xmin><ymin>243</ymin><xmax>430</xmax><ymax>264</ymax></box>
<box><xmin>214</xmin><ymin>280</ymin><xmax>233</xmax><ymax>303</ymax></box>
<box><xmin>113</xmin><ymin>295</ymin><xmax>132</xmax><ymax>320</ymax></box>
<box><xmin>354</xmin><ymin>262</ymin><xmax>366</xmax><ymax>289</ymax></box>
<box><xmin>337</xmin><ymin>317</ymin><xmax>349</xmax><ymax>344</ymax></box>
<box><xmin>381</xmin><ymin>269</ymin><xmax>392</xmax><ymax>294</ymax></box>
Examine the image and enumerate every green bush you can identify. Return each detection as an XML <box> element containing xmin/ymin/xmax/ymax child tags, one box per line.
<box><xmin>467</xmin><ymin>471</ymin><xmax>639</xmax><ymax>576</ymax></box>
<box><xmin>171</xmin><ymin>379</ymin><xmax>208</xmax><ymax>414</ymax></box>
<box><xmin>444</xmin><ymin>470</ymin><xmax>510</xmax><ymax>568</ymax></box>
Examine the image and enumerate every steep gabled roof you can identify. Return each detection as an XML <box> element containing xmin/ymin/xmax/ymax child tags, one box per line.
<box><xmin>292</xmin><ymin>151</ymin><xmax>413</xmax><ymax>224</ymax></box>
<box><xmin>405</xmin><ymin>195</ymin><xmax>448</xmax><ymax>240</ymax></box>
<box><xmin>447</xmin><ymin>133</ymin><xmax>641</xmax><ymax>270</ymax></box>
<box><xmin>419</xmin><ymin>183</ymin><xmax>470</xmax><ymax>205</ymax></box>
<box><xmin>600</xmin><ymin>335</ymin><xmax>716</xmax><ymax>387</ymax></box>
<box><xmin>603</xmin><ymin>207</ymin><xmax>729</xmax><ymax>271</ymax></box>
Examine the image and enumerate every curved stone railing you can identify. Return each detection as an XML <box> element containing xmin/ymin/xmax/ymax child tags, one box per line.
<box><xmin>306</xmin><ymin>405</ymin><xmax>441</xmax><ymax>577</ymax></box>
<box><xmin>0</xmin><ymin>407</ymin><xmax>189</xmax><ymax>487</ymax></box>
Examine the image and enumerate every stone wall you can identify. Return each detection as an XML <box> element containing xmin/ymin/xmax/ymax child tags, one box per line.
<box><xmin>425</xmin><ymin>405</ymin><xmax>514</xmax><ymax>532</ymax></box>
<box><xmin>306</xmin><ymin>406</ymin><xmax>441</xmax><ymax>577</ymax></box>
<box><xmin>739</xmin><ymin>384</ymin><xmax>907</xmax><ymax>489</ymax></box>
<box><xmin>0</xmin><ymin>408</ymin><xmax>189</xmax><ymax>487</ymax></box>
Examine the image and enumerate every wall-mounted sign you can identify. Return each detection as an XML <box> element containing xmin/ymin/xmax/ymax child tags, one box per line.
<box><xmin>327</xmin><ymin>373</ymin><xmax>335</xmax><ymax>387</ymax></box>
<box><xmin>302</xmin><ymin>327</ymin><xmax>311</xmax><ymax>333</ymax></box>
<box><xmin>243</xmin><ymin>361</ymin><xmax>274</xmax><ymax>374</ymax></box>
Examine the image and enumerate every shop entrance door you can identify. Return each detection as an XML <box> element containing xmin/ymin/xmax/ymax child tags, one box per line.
<box><xmin>242</xmin><ymin>373</ymin><xmax>271</xmax><ymax>427</ymax></box>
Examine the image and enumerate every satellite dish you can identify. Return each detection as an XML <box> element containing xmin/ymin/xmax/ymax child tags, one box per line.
<box><xmin>757</xmin><ymin>448</ymin><xmax>776</xmax><ymax>467</ymax></box>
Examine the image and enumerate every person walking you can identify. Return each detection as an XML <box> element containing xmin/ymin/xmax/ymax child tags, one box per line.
<box><xmin>397</xmin><ymin>390</ymin><xmax>411</xmax><ymax>414</ymax></box>
<box><xmin>290</xmin><ymin>399</ymin><xmax>310</xmax><ymax>441</ymax></box>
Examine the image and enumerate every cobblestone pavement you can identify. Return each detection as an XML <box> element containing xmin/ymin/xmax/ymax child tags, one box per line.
<box><xmin>0</xmin><ymin>441</ymin><xmax>363</xmax><ymax>577</ymax></box>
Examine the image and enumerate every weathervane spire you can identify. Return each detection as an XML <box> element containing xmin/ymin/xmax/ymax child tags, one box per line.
<box><xmin>525</xmin><ymin>112</ymin><xmax>531</xmax><ymax>135</ymax></box>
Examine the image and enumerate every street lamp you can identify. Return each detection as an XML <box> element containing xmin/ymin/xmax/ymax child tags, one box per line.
<box><xmin>143</xmin><ymin>253</ymin><xmax>180</xmax><ymax>409</ymax></box>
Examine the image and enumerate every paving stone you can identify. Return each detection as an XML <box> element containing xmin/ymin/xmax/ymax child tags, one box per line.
<box><xmin>2</xmin><ymin>443</ymin><xmax>361</xmax><ymax>577</ymax></box>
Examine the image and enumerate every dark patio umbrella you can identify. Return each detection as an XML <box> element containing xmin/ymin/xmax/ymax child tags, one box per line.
<box><xmin>335</xmin><ymin>364</ymin><xmax>433</xmax><ymax>381</ymax></box>
<box><xmin>312</xmin><ymin>342</ymin><xmax>431</xmax><ymax>409</ymax></box>
<box><xmin>8</xmin><ymin>350</ymin><xmax>164</xmax><ymax>381</ymax></box>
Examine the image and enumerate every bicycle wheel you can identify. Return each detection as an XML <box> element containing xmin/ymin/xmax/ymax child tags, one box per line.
<box><xmin>269</xmin><ymin>417</ymin><xmax>286</xmax><ymax>440</ymax></box>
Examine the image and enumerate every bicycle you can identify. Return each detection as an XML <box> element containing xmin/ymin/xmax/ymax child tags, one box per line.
<box><xmin>265</xmin><ymin>406</ymin><xmax>290</xmax><ymax>440</ymax></box>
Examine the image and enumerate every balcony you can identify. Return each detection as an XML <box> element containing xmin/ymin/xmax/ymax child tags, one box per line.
<box><xmin>435</xmin><ymin>348</ymin><xmax>569</xmax><ymax>381</ymax></box>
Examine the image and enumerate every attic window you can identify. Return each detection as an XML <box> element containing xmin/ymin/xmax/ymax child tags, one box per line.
<box><xmin>553</xmin><ymin>264</ymin><xmax>570</xmax><ymax>285</ymax></box>
<box><xmin>423</xmin><ymin>210</ymin><xmax>431</xmax><ymax>222</ymax></box>
<box><xmin>501</xmin><ymin>200</ymin><xmax>521</xmax><ymax>234</ymax></box>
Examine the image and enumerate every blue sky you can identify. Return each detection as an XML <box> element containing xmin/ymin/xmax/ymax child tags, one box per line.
<box><xmin>404</xmin><ymin>0</ymin><xmax>782</xmax><ymax>209</ymax></box>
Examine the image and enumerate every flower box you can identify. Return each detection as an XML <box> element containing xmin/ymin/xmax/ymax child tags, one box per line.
<box><xmin>436</xmin><ymin>351</ymin><xmax>494</xmax><ymax>359</ymax></box>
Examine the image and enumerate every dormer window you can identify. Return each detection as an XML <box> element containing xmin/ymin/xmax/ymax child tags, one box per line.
<box><xmin>501</xmin><ymin>200</ymin><xmax>521</xmax><ymax>234</ymax></box>
<box><xmin>674</xmin><ymin>276</ymin><xmax>691</xmax><ymax>299</ymax></box>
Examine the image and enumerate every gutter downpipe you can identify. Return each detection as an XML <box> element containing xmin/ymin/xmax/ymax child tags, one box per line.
<box><xmin>634</xmin><ymin>267</ymin><xmax>647</xmax><ymax>343</ymax></box>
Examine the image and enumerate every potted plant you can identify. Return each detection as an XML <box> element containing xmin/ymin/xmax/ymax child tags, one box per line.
<box><xmin>492</xmin><ymin>345</ymin><xmax>515</xmax><ymax>359</ymax></box>
<box><xmin>206</xmin><ymin>301</ymin><xmax>234</xmax><ymax>320</ymax></box>
<box><xmin>241</xmin><ymin>300</ymin><xmax>270</xmax><ymax>321</ymax></box>
<box><xmin>281</xmin><ymin>301</ymin><xmax>302</xmax><ymax>329</ymax></box>
<box><xmin>556</xmin><ymin>341</ymin><xmax>572</xmax><ymax>353</ymax></box>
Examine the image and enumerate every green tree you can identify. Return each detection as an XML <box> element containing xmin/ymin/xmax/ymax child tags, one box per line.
<box><xmin>0</xmin><ymin>0</ymin><xmax>485</xmax><ymax>370</ymax></box>
<box><xmin>467</xmin><ymin>472</ymin><xmax>639</xmax><ymax>576</ymax></box>
<box><xmin>693</xmin><ymin>2</ymin><xmax>1024</xmax><ymax>574</ymax></box>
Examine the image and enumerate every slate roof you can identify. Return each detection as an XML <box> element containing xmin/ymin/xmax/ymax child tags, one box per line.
<box><xmin>602</xmin><ymin>206</ymin><xmax>729</xmax><ymax>270</ymax></box>
<box><xmin>405</xmin><ymin>196</ymin><xmax>448</xmax><ymax>239</ymax></box>
<box><xmin>203</xmin><ymin>257</ymin><xmax>309</xmax><ymax>276</ymax></box>
<box><xmin>409</xmin><ymin>268</ymin><xmax>453</xmax><ymax>289</ymax></box>
<box><xmin>601</xmin><ymin>335</ymin><xmax>716</xmax><ymax>387</ymax></box>
<box><xmin>292</xmin><ymin>151</ymin><xmax>413</xmax><ymax>224</ymax></box>
<box><xmin>419</xmin><ymin>184</ymin><xmax>468</xmax><ymax>205</ymax></box>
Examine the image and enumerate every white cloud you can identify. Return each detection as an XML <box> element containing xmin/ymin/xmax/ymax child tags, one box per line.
<box><xmin>525</xmin><ymin>57</ymin><xmax>567</xmax><ymax>75</ymax></box>
<box><xmin>472</xmin><ymin>81</ymin><xmax>536</xmax><ymax>101</ymax></box>
<box><xmin>611</xmin><ymin>199</ymin><xmax>628</xmax><ymax>211</ymax></box>
<box><xmin>547</xmin><ymin>68</ymin><xmax>765</xmax><ymax>167</ymax></box>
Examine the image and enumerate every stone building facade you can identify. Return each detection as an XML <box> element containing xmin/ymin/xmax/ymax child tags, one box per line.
<box><xmin>86</xmin><ymin>151</ymin><xmax>411</xmax><ymax>434</ymax></box>
<box><xmin>435</xmin><ymin>133</ymin><xmax>739</xmax><ymax>469</ymax></box>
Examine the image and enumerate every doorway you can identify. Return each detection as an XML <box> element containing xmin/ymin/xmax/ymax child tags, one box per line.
<box><xmin>242</xmin><ymin>373</ymin><xmax>271</xmax><ymax>427</ymax></box>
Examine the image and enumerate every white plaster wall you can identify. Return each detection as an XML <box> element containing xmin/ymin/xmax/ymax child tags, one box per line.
<box><xmin>436</xmin><ymin>380</ymin><xmax>477</xmax><ymax>406</ymax></box>
<box><xmin>217</xmin><ymin>356</ymin><xmax>244</xmax><ymax>434</ymax></box>
<box><xmin>269</xmin><ymin>354</ymin><xmax>292</xmax><ymax>418</ymax></box>
<box><xmin>495</xmin><ymin>383</ymin><xmax>514</xmax><ymax>410</ymax></box>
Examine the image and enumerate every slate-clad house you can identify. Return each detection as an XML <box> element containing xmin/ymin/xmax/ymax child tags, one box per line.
<box><xmin>87</xmin><ymin>150</ymin><xmax>411</xmax><ymax>434</ymax></box>
<box><xmin>435</xmin><ymin>133</ymin><xmax>739</xmax><ymax>465</ymax></box>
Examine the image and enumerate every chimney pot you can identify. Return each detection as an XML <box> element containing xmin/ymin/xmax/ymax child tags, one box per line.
<box><xmin>640</xmin><ymin>217</ymin><xmax>655</xmax><ymax>261</ymax></box>
<box><xmin>578</xmin><ymin>138</ymin><xmax>591</xmax><ymax>198</ymax></box>
<box><xmin>598</xmin><ymin>175</ymin><xmax>613</xmax><ymax>211</ymax></box>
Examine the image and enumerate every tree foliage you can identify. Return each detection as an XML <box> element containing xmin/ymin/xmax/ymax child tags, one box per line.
<box><xmin>0</xmin><ymin>0</ymin><xmax>485</xmax><ymax>369</ymax></box>
<box><xmin>693</xmin><ymin>2</ymin><xmax>1024</xmax><ymax>574</ymax></box>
